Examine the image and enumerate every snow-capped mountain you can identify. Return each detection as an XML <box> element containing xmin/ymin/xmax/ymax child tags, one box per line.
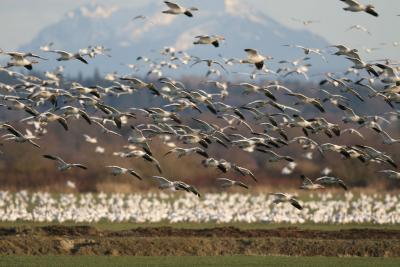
<box><xmin>19</xmin><ymin>0</ymin><xmax>340</xmax><ymax>77</ymax></box>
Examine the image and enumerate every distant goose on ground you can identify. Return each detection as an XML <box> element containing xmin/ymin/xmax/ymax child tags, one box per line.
<box><xmin>216</xmin><ymin>178</ymin><xmax>249</xmax><ymax>189</ymax></box>
<box><xmin>340</xmin><ymin>0</ymin><xmax>379</xmax><ymax>17</ymax></box>
<box><xmin>271</xmin><ymin>193</ymin><xmax>303</xmax><ymax>210</ymax></box>
<box><xmin>106</xmin><ymin>166</ymin><xmax>142</xmax><ymax>180</ymax></box>
<box><xmin>162</xmin><ymin>1</ymin><xmax>198</xmax><ymax>17</ymax></box>
<box><xmin>43</xmin><ymin>154</ymin><xmax>87</xmax><ymax>171</ymax></box>
<box><xmin>83</xmin><ymin>134</ymin><xmax>97</xmax><ymax>144</ymax></box>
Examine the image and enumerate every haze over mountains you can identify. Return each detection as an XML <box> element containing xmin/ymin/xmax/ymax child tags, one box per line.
<box><xmin>19</xmin><ymin>0</ymin><xmax>344</xmax><ymax>77</ymax></box>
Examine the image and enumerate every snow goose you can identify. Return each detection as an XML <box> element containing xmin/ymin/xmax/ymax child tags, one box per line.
<box><xmin>193</xmin><ymin>35</ymin><xmax>225</xmax><ymax>47</ymax></box>
<box><xmin>162</xmin><ymin>1</ymin><xmax>198</xmax><ymax>17</ymax></box>
<box><xmin>271</xmin><ymin>193</ymin><xmax>303</xmax><ymax>210</ymax></box>
<box><xmin>47</xmin><ymin>50</ymin><xmax>88</xmax><ymax>64</ymax></box>
<box><xmin>340</xmin><ymin>0</ymin><xmax>379</xmax><ymax>17</ymax></box>
<box><xmin>43</xmin><ymin>154</ymin><xmax>87</xmax><ymax>171</ymax></box>
<box><xmin>242</xmin><ymin>49</ymin><xmax>268</xmax><ymax>70</ymax></box>
<box><xmin>216</xmin><ymin>178</ymin><xmax>249</xmax><ymax>189</ymax></box>
<box><xmin>315</xmin><ymin>176</ymin><xmax>348</xmax><ymax>190</ymax></box>
<box><xmin>106</xmin><ymin>166</ymin><xmax>142</xmax><ymax>180</ymax></box>
<box><xmin>299</xmin><ymin>175</ymin><xmax>325</xmax><ymax>190</ymax></box>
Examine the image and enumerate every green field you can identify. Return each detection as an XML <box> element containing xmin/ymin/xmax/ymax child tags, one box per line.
<box><xmin>1</xmin><ymin>256</ymin><xmax>399</xmax><ymax>267</ymax></box>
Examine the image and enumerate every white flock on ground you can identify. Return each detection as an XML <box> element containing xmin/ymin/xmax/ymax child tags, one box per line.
<box><xmin>0</xmin><ymin>191</ymin><xmax>399</xmax><ymax>224</ymax></box>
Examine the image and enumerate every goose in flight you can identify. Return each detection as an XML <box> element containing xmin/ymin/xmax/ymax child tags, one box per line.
<box><xmin>256</xmin><ymin>149</ymin><xmax>294</xmax><ymax>162</ymax></box>
<box><xmin>378</xmin><ymin>130</ymin><xmax>400</xmax><ymax>145</ymax></box>
<box><xmin>47</xmin><ymin>50</ymin><xmax>88</xmax><ymax>64</ymax></box>
<box><xmin>346</xmin><ymin>57</ymin><xmax>379</xmax><ymax>77</ymax></box>
<box><xmin>152</xmin><ymin>176</ymin><xmax>201</xmax><ymax>197</ymax></box>
<box><xmin>378</xmin><ymin>170</ymin><xmax>400</xmax><ymax>180</ymax></box>
<box><xmin>0</xmin><ymin>51</ymin><xmax>46</xmax><ymax>70</ymax></box>
<box><xmin>284</xmin><ymin>45</ymin><xmax>326</xmax><ymax>62</ymax></box>
<box><xmin>190</xmin><ymin>59</ymin><xmax>227</xmax><ymax>72</ymax></box>
<box><xmin>291</xmin><ymin>18</ymin><xmax>320</xmax><ymax>26</ymax></box>
<box><xmin>128</xmin><ymin>126</ymin><xmax>153</xmax><ymax>155</ymax></box>
<box><xmin>315</xmin><ymin>176</ymin><xmax>348</xmax><ymax>190</ymax></box>
<box><xmin>193</xmin><ymin>35</ymin><xmax>225</xmax><ymax>47</ymax></box>
<box><xmin>162</xmin><ymin>1</ymin><xmax>198</xmax><ymax>17</ymax></box>
<box><xmin>1</xmin><ymin>124</ymin><xmax>40</xmax><ymax>148</ymax></box>
<box><xmin>242</xmin><ymin>49</ymin><xmax>268</xmax><ymax>70</ymax></box>
<box><xmin>216</xmin><ymin>178</ymin><xmax>249</xmax><ymax>189</ymax></box>
<box><xmin>346</xmin><ymin>24</ymin><xmax>371</xmax><ymax>35</ymax></box>
<box><xmin>106</xmin><ymin>166</ymin><xmax>142</xmax><ymax>180</ymax></box>
<box><xmin>341</xmin><ymin>128</ymin><xmax>364</xmax><ymax>139</ymax></box>
<box><xmin>300</xmin><ymin>175</ymin><xmax>325</xmax><ymax>190</ymax></box>
<box><xmin>330</xmin><ymin>45</ymin><xmax>360</xmax><ymax>58</ymax></box>
<box><xmin>285</xmin><ymin>92</ymin><xmax>325</xmax><ymax>113</ymax></box>
<box><xmin>340</xmin><ymin>0</ymin><xmax>379</xmax><ymax>17</ymax></box>
<box><xmin>124</xmin><ymin>150</ymin><xmax>162</xmax><ymax>174</ymax></box>
<box><xmin>271</xmin><ymin>193</ymin><xmax>303</xmax><ymax>210</ymax></box>
<box><xmin>57</xmin><ymin>106</ymin><xmax>92</xmax><ymax>125</ymax></box>
<box><xmin>92</xmin><ymin>120</ymin><xmax>122</xmax><ymax>136</ymax></box>
<box><xmin>164</xmin><ymin>147</ymin><xmax>209</xmax><ymax>158</ymax></box>
<box><xmin>43</xmin><ymin>154</ymin><xmax>87</xmax><ymax>171</ymax></box>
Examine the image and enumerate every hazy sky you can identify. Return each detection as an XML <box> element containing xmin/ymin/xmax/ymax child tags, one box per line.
<box><xmin>1</xmin><ymin>0</ymin><xmax>399</xmax><ymax>59</ymax></box>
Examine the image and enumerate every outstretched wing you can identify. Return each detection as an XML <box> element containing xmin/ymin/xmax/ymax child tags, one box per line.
<box><xmin>43</xmin><ymin>154</ymin><xmax>66</xmax><ymax>165</ymax></box>
<box><xmin>164</xmin><ymin>1</ymin><xmax>180</xmax><ymax>9</ymax></box>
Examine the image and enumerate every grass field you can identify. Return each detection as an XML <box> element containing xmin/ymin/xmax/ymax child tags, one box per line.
<box><xmin>1</xmin><ymin>256</ymin><xmax>400</xmax><ymax>267</ymax></box>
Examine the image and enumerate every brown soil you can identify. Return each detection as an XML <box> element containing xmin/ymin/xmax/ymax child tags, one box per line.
<box><xmin>0</xmin><ymin>225</ymin><xmax>399</xmax><ymax>256</ymax></box>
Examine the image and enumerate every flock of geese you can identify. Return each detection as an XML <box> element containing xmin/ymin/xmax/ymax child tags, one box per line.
<box><xmin>0</xmin><ymin>0</ymin><xmax>399</xmax><ymax>211</ymax></box>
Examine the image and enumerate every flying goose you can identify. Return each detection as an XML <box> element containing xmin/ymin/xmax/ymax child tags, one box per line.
<box><xmin>314</xmin><ymin>176</ymin><xmax>348</xmax><ymax>190</ymax></box>
<box><xmin>346</xmin><ymin>57</ymin><xmax>379</xmax><ymax>77</ymax></box>
<box><xmin>57</xmin><ymin>106</ymin><xmax>92</xmax><ymax>125</ymax></box>
<box><xmin>346</xmin><ymin>24</ymin><xmax>371</xmax><ymax>35</ymax></box>
<box><xmin>340</xmin><ymin>0</ymin><xmax>379</xmax><ymax>17</ymax></box>
<box><xmin>43</xmin><ymin>154</ymin><xmax>87</xmax><ymax>171</ymax></box>
<box><xmin>193</xmin><ymin>35</ymin><xmax>225</xmax><ymax>47</ymax></box>
<box><xmin>291</xmin><ymin>18</ymin><xmax>320</xmax><ymax>26</ymax></box>
<box><xmin>378</xmin><ymin>170</ymin><xmax>400</xmax><ymax>180</ymax></box>
<box><xmin>106</xmin><ymin>166</ymin><xmax>142</xmax><ymax>180</ymax></box>
<box><xmin>162</xmin><ymin>1</ymin><xmax>198</xmax><ymax>17</ymax></box>
<box><xmin>216</xmin><ymin>178</ymin><xmax>249</xmax><ymax>189</ymax></box>
<box><xmin>285</xmin><ymin>93</ymin><xmax>325</xmax><ymax>113</ymax></box>
<box><xmin>48</xmin><ymin>50</ymin><xmax>88</xmax><ymax>64</ymax></box>
<box><xmin>330</xmin><ymin>45</ymin><xmax>360</xmax><ymax>58</ymax></box>
<box><xmin>1</xmin><ymin>124</ymin><xmax>40</xmax><ymax>148</ymax></box>
<box><xmin>271</xmin><ymin>193</ymin><xmax>303</xmax><ymax>210</ymax></box>
<box><xmin>378</xmin><ymin>130</ymin><xmax>400</xmax><ymax>144</ymax></box>
<box><xmin>128</xmin><ymin>126</ymin><xmax>153</xmax><ymax>155</ymax></box>
<box><xmin>242</xmin><ymin>49</ymin><xmax>268</xmax><ymax>70</ymax></box>
<box><xmin>124</xmin><ymin>150</ymin><xmax>162</xmax><ymax>174</ymax></box>
<box><xmin>299</xmin><ymin>175</ymin><xmax>325</xmax><ymax>190</ymax></box>
<box><xmin>152</xmin><ymin>176</ymin><xmax>201</xmax><ymax>197</ymax></box>
<box><xmin>164</xmin><ymin>147</ymin><xmax>209</xmax><ymax>158</ymax></box>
